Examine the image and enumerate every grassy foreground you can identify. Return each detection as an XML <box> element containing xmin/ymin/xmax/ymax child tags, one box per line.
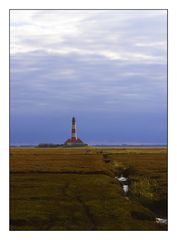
<box><xmin>10</xmin><ymin>147</ymin><xmax>167</xmax><ymax>230</ymax></box>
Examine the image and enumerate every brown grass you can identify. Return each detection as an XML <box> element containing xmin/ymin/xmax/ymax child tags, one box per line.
<box><xmin>10</xmin><ymin>147</ymin><xmax>167</xmax><ymax>230</ymax></box>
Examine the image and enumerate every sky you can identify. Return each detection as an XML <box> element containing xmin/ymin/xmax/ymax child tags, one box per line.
<box><xmin>10</xmin><ymin>10</ymin><xmax>167</xmax><ymax>145</ymax></box>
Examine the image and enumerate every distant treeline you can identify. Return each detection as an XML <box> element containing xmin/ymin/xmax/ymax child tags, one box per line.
<box><xmin>37</xmin><ymin>143</ymin><xmax>64</xmax><ymax>148</ymax></box>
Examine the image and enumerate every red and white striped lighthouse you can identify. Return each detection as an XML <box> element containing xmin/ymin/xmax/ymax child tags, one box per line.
<box><xmin>64</xmin><ymin>117</ymin><xmax>87</xmax><ymax>146</ymax></box>
<box><xmin>71</xmin><ymin>117</ymin><xmax>77</xmax><ymax>143</ymax></box>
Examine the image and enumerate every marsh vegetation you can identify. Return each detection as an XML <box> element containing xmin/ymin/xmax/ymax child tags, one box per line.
<box><xmin>10</xmin><ymin>147</ymin><xmax>167</xmax><ymax>230</ymax></box>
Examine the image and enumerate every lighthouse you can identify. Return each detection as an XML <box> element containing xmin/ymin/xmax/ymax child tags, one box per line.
<box><xmin>71</xmin><ymin>117</ymin><xmax>77</xmax><ymax>143</ymax></box>
<box><xmin>64</xmin><ymin>117</ymin><xmax>87</xmax><ymax>146</ymax></box>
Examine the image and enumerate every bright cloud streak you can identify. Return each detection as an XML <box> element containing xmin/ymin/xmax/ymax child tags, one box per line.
<box><xmin>10</xmin><ymin>10</ymin><xmax>167</xmax><ymax>62</ymax></box>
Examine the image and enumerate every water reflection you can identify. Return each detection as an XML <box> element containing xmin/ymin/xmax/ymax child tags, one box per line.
<box><xmin>115</xmin><ymin>174</ymin><xmax>129</xmax><ymax>194</ymax></box>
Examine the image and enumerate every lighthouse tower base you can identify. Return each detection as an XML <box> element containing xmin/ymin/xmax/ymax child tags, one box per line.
<box><xmin>64</xmin><ymin>141</ymin><xmax>88</xmax><ymax>147</ymax></box>
<box><xmin>64</xmin><ymin>137</ymin><xmax>88</xmax><ymax>147</ymax></box>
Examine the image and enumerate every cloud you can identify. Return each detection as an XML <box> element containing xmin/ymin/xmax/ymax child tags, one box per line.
<box><xmin>10</xmin><ymin>10</ymin><xmax>167</xmax><ymax>144</ymax></box>
<box><xmin>10</xmin><ymin>10</ymin><xmax>167</xmax><ymax>63</ymax></box>
<box><xmin>10</xmin><ymin>50</ymin><xmax>167</xmax><ymax>115</ymax></box>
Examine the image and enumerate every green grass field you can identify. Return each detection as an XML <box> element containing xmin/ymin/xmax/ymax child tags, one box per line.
<box><xmin>10</xmin><ymin>147</ymin><xmax>167</xmax><ymax>230</ymax></box>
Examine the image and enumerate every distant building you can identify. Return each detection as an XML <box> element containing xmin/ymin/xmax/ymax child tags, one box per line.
<box><xmin>64</xmin><ymin>117</ymin><xmax>87</xmax><ymax>147</ymax></box>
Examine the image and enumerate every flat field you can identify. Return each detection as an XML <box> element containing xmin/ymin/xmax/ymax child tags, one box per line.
<box><xmin>10</xmin><ymin>147</ymin><xmax>167</xmax><ymax>230</ymax></box>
